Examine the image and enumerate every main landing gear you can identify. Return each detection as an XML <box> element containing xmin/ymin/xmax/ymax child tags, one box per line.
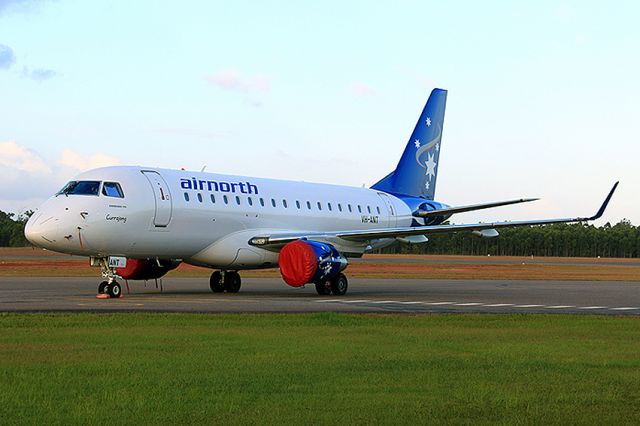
<box><xmin>315</xmin><ymin>273</ymin><xmax>348</xmax><ymax>296</ymax></box>
<box><xmin>210</xmin><ymin>271</ymin><xmax>242</xmax><ymax>293</ymax></box>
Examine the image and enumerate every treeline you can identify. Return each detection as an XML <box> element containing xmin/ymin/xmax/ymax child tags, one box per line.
<box><xmin>0</xmin><ymin>211</ymin><xmax>32</xmax><ymax>247</ymax></box>
<box><xmin>1</xmin><ymin>209</ymin><xmax>638</xmax><ymax>258</ymax></box>
<box><xmin>376</xmin><ymin>220</ymin><xmax>640</xmax><ymax>258</ymax></box>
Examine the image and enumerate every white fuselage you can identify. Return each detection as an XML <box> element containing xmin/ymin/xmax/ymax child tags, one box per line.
<box><xmin>25</xmin><ymin>166</ymin><xmax>414</xmax><ymax>269</ymax></box>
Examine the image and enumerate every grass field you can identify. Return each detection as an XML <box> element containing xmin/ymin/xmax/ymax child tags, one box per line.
<box><xmin>1</xmin><ymin>313</ymin><xmax>639</xmax><ymax>424</ymax></box>
<box><xmin>2</xmin><ymin>247</ymin><xmax>640</xmax><ymax>281</ymax></box>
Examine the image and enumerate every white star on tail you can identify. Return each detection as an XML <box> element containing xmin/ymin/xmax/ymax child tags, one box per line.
<box><xmin>414</xmin><ymin>139</ymin><xmax>421</xmax><ymax>148</ymax></box>
<box><xmin>426</xmin><ymin>117</ymin><xmax>431</xmax><ymax>127</ymax></box>
<box><xmin>425</xmin><ymin>153</ymin><xmax>437</xmax><ymax>181</ymax></box>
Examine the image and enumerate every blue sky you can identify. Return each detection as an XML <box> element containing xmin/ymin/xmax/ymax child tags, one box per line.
<box><xmin>1</xmin><ymin>0</ymin><xmax>638</xmax><ymax>225</ymax></box>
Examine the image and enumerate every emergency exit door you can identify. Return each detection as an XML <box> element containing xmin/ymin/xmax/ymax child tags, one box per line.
<box><xmin>142</xmin><ymin>171</ymin><xmax>173</xmax><ymax>227</ymax></box>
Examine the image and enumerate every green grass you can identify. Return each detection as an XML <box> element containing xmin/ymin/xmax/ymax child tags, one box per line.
<box><xmin>1</xmin><ymin>313</ymin><xmax>639</xmax><ymax>425</ymax></box>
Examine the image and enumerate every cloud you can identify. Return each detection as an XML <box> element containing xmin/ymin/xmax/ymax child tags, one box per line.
<box><xmin>0</xmin><ymin>141</ymin><xmax>120</xmax><ymax>203</ymax></box>
<box><xmin>21</xmin><ymin>66</ymin><xmax>59</xmax><ymax>81</ymax></box>
<box><xmin>0</xmin><ymin>140</ymin><xmax>51</xmax><ymax>173</ymax></box>
<box><xmin>348</xmin><ymin>81</ymin><xmax>376</xmax><ymax>97</ymax></box>
<box><xmin>205</xmin><ymin>70</ymin><xmax>271</xmax><ymax>94</ymax></box>
<box><xmin>0</xmin><ymin>44</ymin><xmax>15</xmax><ymax>70</ymax></box>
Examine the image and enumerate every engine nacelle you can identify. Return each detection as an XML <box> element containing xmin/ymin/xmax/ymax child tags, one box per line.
<box><xmin>116</xmin><ymin>259</ymin><xmax>181</xmax><ymax>280</ymax></box>
<box><xmin>279</xmin><ymin>240</ymin><xmax>348</xmax><ymax>287</ymax></box>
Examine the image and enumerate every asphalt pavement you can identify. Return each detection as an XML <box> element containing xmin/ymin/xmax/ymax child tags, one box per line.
<box><xmin>1</xmin><ymin>276</ymin><xmax>639</xmax><ymax>315</ymax></box>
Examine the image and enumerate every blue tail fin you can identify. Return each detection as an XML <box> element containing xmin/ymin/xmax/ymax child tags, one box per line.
<box><xmin>371</xmin><ymin>88</ymin><xmax>447</xmax><ymax>199</ymax></box>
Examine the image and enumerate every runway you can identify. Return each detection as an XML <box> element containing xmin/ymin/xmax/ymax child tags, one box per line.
<box><xmin>1</xmin><ymin>277</ymin><xmax>640</xmax><ymax>315</ymax></box>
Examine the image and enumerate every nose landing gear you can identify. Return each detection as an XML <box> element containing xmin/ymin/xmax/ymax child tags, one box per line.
<box><xmin>96</xmin><ymin>258</ymin><xmax>123</xmax><ymax>298</ymax></box>
<box><xmin>98</xmin><ymin>280</ymin><xmax>122</xmax><ymax>298</ymax></box>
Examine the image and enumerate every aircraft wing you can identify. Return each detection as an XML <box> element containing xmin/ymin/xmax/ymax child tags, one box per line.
<box><xmin>414</xmin><ymin>198</ymin><xmax>538</xmax><ymax>218</ymax></box>
<box><xmin>249</xmin><ymin>182</ymin><xmax>618</xmax><ymax>250</ymax></box>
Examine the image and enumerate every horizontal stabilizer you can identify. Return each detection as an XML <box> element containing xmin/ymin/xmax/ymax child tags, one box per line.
<box><xmin>414</xmin><ymin>198</ymin><xmax>539</xmax><ymax>218</ymax></box>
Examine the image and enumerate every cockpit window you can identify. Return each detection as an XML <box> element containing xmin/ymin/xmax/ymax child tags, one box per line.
<box><xmin>102</xmin><ymin>182</ymin><xmax>125</xmax><ymax>198</ymax></box>
<box><xmin>56</xmin><ymin>181</ymin><xmax>101</xmax><ymax>196</ymax></box>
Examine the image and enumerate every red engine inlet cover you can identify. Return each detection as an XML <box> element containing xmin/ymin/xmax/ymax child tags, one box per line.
<box><xmin>116</xmin><ymin>259</ymin><xmax>179</xmax><ymax>280</ymax></box>
<box><xmin>116</xmin><ymin>259</ymin><xmax>154</xmax><ymax>280</ymax></box>
<box><xmin>279</xmin><ymin>240</ymin><xmax>318</xmax><ymax>287</ymax></box>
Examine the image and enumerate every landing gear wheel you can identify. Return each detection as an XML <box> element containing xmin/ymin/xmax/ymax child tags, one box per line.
<box><xmin>98</xmin><ymin>281</ymin><xmax>109</xmax><ymax>294</ymax></box>
<box><xmin>330</xmin><ymin>273</ymin><xmax>348</xmax><ymax>296</ymax></box>
<box><xmin>224</xmin><ymin>271</ymin><xmax>241</xmax><ymax>293</ymax></box>
<box><xmin>315</xmin><ymin>281</ymin><xmax>332</xmax><ymax>295</ymax></box>
<box><xmin>210</xmin><ymin>271</ymin><xmax>224</xmax><ymax>293</ymax></box>
<box><xmin>106</xmin><ymin>281</ymin><xmax>122</xmax><ymax>298</ymax></box>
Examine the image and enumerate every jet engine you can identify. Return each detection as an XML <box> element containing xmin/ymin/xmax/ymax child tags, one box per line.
<box><xmin>115</xmin><ymin>259</ymin><xmax>181</xmax><ymax>280</ymax></box>
<box><xmin>278</xmin><ymin>240</ymin><xmax>348</xmax><ymax>287</ymax></box>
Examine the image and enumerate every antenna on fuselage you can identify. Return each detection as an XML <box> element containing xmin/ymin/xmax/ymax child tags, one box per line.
<box><xmin>201</xmin><ymin>166</ymin><xmax>207</xmax><ymax>172</ymax></box>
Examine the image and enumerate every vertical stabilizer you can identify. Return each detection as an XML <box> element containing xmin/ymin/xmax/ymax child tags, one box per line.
<box><xmin>371</xmin><ymin>88</ymin><xmax>447</xmax><ymax>199</ymax></box>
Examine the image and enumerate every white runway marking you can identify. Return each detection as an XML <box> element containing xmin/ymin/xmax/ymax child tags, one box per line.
<box><xmin>313</xmin><ymin>300</ymin><xmax>639</xmax><ymax>314</ymax></box>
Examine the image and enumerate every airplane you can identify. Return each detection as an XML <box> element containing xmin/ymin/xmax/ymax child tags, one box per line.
<box><xmin>24</xmin><ymin>88</ymin><xmax>618</xmax><ymax>298</ymax></box>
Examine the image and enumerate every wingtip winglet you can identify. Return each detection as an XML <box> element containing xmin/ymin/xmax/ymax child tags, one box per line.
<box><xmin>589</xmin><ymin>181</ymin><xmax>619</xmax><ymax>221</ymax></box>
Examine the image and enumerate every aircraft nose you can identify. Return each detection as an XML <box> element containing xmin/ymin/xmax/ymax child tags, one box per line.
<box><xmin>24</xmin><ymin>212</ymin><xmax>57</xmax><ymax>247</ymax></box>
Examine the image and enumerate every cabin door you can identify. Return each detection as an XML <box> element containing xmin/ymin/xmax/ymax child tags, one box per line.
<box><xmin>377</xmin><ymin>192</ymin><xmax>397</xmax><ymax>228</ymax></box>
<box><xmin>142</xmin><ymin>171</ymin><xmax>173</xmax><ymax>227</ymax></box>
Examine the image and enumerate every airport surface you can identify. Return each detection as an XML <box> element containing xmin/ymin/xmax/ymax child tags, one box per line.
<box><xmin>2</xmin><ymin>276</ymin><xmax>640</xmax><ymax>315</ymax></box>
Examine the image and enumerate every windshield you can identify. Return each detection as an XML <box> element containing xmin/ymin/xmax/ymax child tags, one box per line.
<box><xmin>56</xmin><ymin>181</ymin><xmax>101</xmax><ymax>196</ymax></box>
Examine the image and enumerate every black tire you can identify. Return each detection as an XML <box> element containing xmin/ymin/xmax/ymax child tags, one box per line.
<box><xmin>98</xmin><ymin>281</ymin><xmax>109</xmax><ymax>294</ymax></box>
<box><xmin>210</xmin><ymin>271</ymin><xmax>224</xmax><ymax>293</ymax></box>
<box><xmin>224</xmin><ymin>272</ymin><xmax>241</xmax><ymax>293</ymax></box>
<box><xmin>330</xmin><ymin>273</ymin><xmax>348</xmax><ymax>296</ymax></box>
<box><xmin>107</xmin><ymin>281</ymin><xmax>122</xmax><ymax>298</ymax></box>
<box><xmin>315</xmin><ymin>281</ymin><xmax>332</xmax><ymax>295</ymax></box>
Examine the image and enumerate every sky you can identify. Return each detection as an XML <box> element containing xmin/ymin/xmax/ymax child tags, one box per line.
<box><xmin>0</xmin><ymin>0</ymin><xmax>638</xmax><ymax>225</ymax></box>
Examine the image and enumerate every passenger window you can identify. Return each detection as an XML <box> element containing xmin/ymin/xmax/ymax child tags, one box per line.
<box><xmin>338</xmin><ymin>203</ymin><xmax>342</xmax><ymax>212</ymax></box>
<box><xmin>223</xmin><ymin>195</ymin><xmax>229</xmax><ymax>204</ymax></box>
<box><xmin>271</xmin><ymin>199</ymin><xmax>277</xmax><ymax>207</ymax></box>
<box><xmin>283</xmin><ymin>199</ymin><xmax>288</xmax><ymax>208</ymax></box>
<box><xmin>102</xmin><ymin>182</ymin><xmax>124</xmax><ymax>198</ymax></box>
<box><xmin>306</xmin><ymin>201</ymin><xmax>311</xmax><ymax>210</ymax></box>
<box><xmin>296</xmin><ymin>200</ymin><xmax>301</xmax><ymax>209</ymax></box>
<box><xmin>197</xmin><ymin>193</ymin><xmax>203</xmax><ymax>203</ymax></box>
<box><xmin>358</xmin><ymin>205</ymin><xmax>362</xmax><ymax>213</ymax></box>
<box><xmin>184</xmin><ymin>193</ymin><xmax>190</xmax><ymax>202</ymax></box>
<box><xmin>327</xmin><ymin>203</ymin><xmax>332</xmax><ymax>211</ymax></box>
<box><xmin>317</xmin><ymin>202</ymin><xmax>322</xmax><ymax>211</ymax></box>
<box><xmin>236</xmin><ymin>196</ymin><xmax>241</xmax><ymax>205</ymax></box>
<box><xmin>377</xmin><ymin>206</ymin><xmax>381</xmax><ymax>214</ymax></box>
<box><xmin>210</xmin><ymin>194</ymin><xmax>216</xmax><ymax>203</ymax></box>
<box><xmin>248</xmin><ymin>197</ymin><xmax>253</xmax><ymax>206</ymax></box>
<box><xmin>348</xmin><ymin>204</ymin><xmax>353</xmax><ymax>213</ymax></box>
<box><xmin>260</xmin><ymin>198</ymin><xmax>265</xmax><ymax>207</ymax></box>
<box><xmin>367</xmin><ymin>206</ymin><xmax>371</xmax><ymax>214</ymax></box>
